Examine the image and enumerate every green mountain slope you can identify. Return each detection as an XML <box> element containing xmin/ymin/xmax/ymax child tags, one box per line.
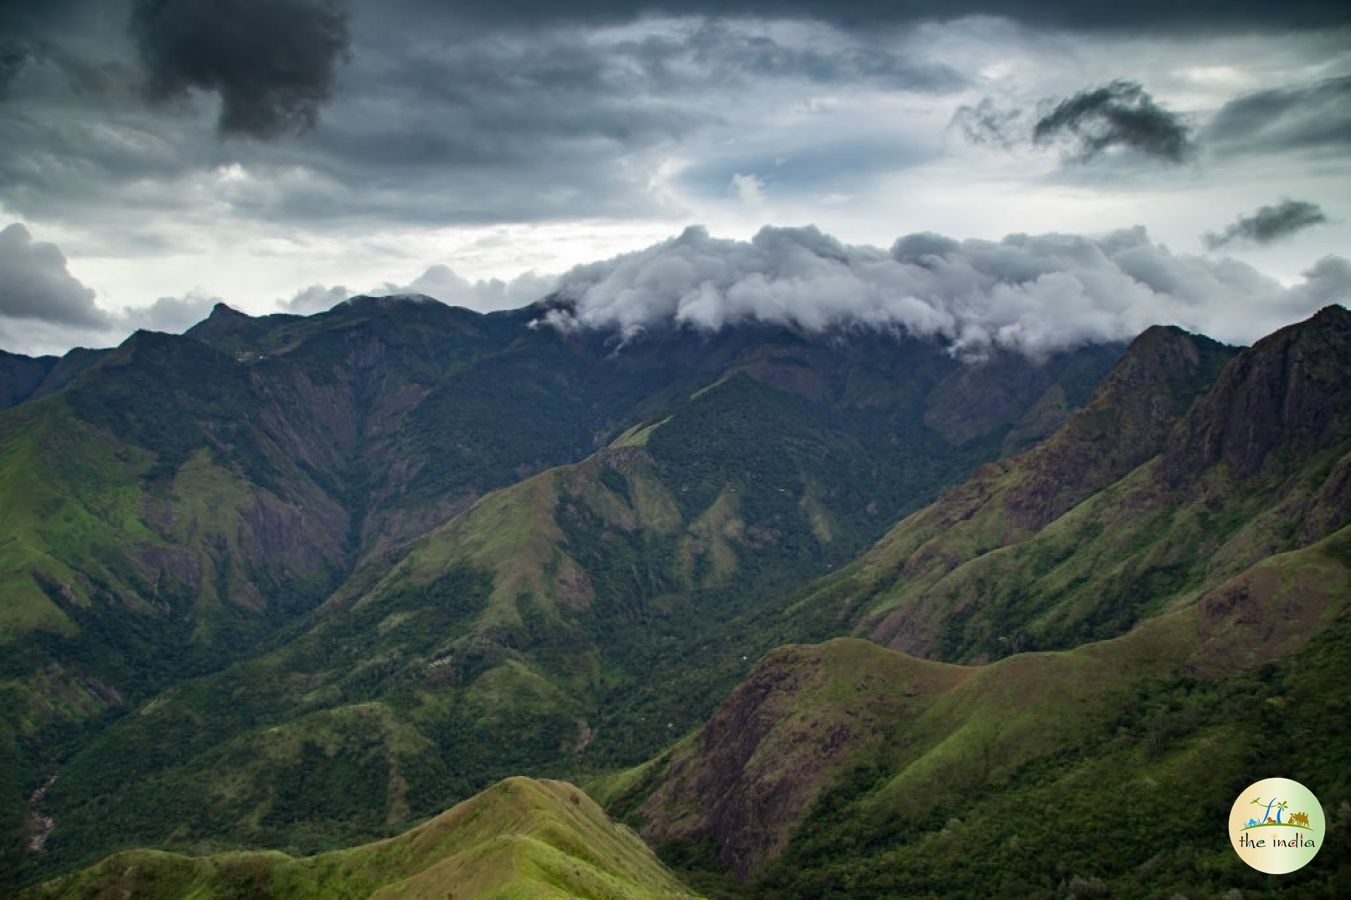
<box><xmin>21</xmin><ymin>776</ymin><xmax>699</xmax><ymax>899</ymax></box>
<box><xmin>589</xmin><ymin>306</ymin><xmax>1351</xmax><ymax>894</ymax></box>
<box><xmin>612</xmin><ymin>523</ymin><xmax>1351</xmax><ymax>896</ymax></box>
<box><xmin>0</xmin><ymin>351</ymin><xmax>56</xmax><ymax>411</ymax></box>
<box><xmin>787</xmin><ymin>308</ymin><xmax>1350</xmax><ymax>663</ymax></box>
<box><xmin>2</xmin><ymin>298</ymin><xmax>1122</xmax><ymax>883</ymax></box>
<box><xmin>5</xmin><ymin>302</ymin><xmax>1348</xmax><ymax>897</ymax></box>
<box><xmin>18</xmin><ymin>373</ymin><xmax>1060</xmax><ymax>875</ymax></box>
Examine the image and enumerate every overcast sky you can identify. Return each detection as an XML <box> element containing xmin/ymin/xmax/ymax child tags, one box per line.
<box><xmin>0</xmin><ymin>0</ymin><xmax>1348</xmax><ymax>355</ymax></box>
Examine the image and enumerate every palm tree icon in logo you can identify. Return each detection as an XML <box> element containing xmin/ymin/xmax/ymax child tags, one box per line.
<box><xmin>1248</xmin><ymin>796</ymin><xmax>1289</xmax><ymax>824</ymax></box>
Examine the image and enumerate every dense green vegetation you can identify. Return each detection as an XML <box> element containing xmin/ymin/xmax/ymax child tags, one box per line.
<box><xmin>750</xmin><ymin>606</ymin><xmax>1351</xmax><ymax>899</ymax></box>
<box><xmin>4</xmin><ymin>300</ymin><xmax>1348</xmax><ymax>897</ymax></box>
<box><xmin>604</xmin><ymin>308</ymin><xmax>1351</xmax><ymax>898</ymax></box>
<box><xmin>1</xmin><ymin>299</ymin><xmax>1125</xmax><ymax>888</ymax></box>
<box><xmin>781</xmin><ymin>322</ymin><xmax>1348</xmax><ymax>668</ymax></box>
<box><xmin>608</xmin><ymin>521</ymin><xmax>1348</xmax><ymax>897</ymax></box>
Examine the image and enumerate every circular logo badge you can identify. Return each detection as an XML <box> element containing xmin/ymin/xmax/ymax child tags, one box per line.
<box><xmin>1229</xmin><ymin>778</ymin><xmax>1324</xmax><ymax>874</ymax></box>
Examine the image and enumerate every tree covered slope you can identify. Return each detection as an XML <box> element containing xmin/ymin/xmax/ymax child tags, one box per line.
<box><xmin>1</xmin><ymin>296</ymin><xmax>1119</xmax><ymax>884</ymax></box>
<box><xmin>596</xmin><ymin>306</ymin><xmax>1351</xmax><ymax>896</ymax></box>
<box><xmin>610</xmin><ymin>524</ymin><xmax>1351</xmax><ymax>897</ymax></box>
<box><xmin>787</xmin><ymin>308</ymin><xmax>1349</xmax><ymax>664</ymax></box>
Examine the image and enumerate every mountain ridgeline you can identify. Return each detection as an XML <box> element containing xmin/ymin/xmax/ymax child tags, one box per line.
<box><xmin>18</xmin><ymin>776</ymin><xmax>696</xmax><ymax>899</ymax></box>
<box><xmin>0</xmin><ymin>294</ymin><xmax>1117</xmax><ymax>885</ymax></box>
<box><xmin>608</xmin><ymin>306</ymin><xmax>1351</xmax><ymax>896</ymax></box>
<box><xmin>3</xmin><ymin>297</ymin><xmax>1349</xmax><ymax>897</ymax></box>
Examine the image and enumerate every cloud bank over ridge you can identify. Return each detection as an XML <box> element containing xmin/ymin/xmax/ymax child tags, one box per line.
<box><xmin>542</xmin><ymin>225</ymin><xmax>1351</xmax><ymax>356</ymax></box>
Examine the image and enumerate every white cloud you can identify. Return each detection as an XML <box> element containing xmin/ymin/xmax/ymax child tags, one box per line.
<box><xmin>118</xmin><ymin>291</ymin><xmax>222</xmax><ymax>334</ymax></box>
<box><xmin>544</xmin><ymin>224</ymin><xmax>1351</xmax><ymax>356</ymax></box>
<box><xmin>283</xmin><ymin>283</ymin><xmax>352</xmax><ymax>313</ymax></box>
<box><xmin>373</xmin><ymin>265</ymin><xmax>557</xmax><ymax>311</ymax></box>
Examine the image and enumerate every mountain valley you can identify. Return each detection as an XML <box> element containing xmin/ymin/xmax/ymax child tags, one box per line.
<box><xmin>2</xmin><ymin>298</ymin><xmax>1348</xmax><ymax>897</ymax></box>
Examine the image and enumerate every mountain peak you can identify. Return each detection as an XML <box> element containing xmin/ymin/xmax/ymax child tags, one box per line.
<box><xmin>986</xmin><ymin>322</ymin><xmax>1234</xmax><ymax>531</ymax></box>
<box><xmin>185</xmin><ymin>302</ymin><xmax>267</xmax><ymax>350</ymax></box>
<box><xmin>1310</xmin><ymin>303</ymin><xmax>1351</xmax><ymax>325</ymax></box>
<box><xmin>1163</xmin><ymin>304</ymin><xmax>1351</xmax><ymax>483</ymax></box>
<box><xmin>208</xmin><ymin>301</ymin><xmax>247</xmax><ymax>319</ymax></box>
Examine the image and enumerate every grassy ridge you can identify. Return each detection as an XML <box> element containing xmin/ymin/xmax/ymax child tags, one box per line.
<box><xmin>619</xmin><ymin>527</ymin><xmax>1351</xmax><ymax>896</ymax></box>
<box><xmin>609</xmin><ymin>308</ymin><xmax>1351</xmax><ymax>893</ymax></box>
<box><xmin>21</xmin><ymin>776</ymin><xmax>699</xmax><ymax>899</ymax></box>
<box><xmin>780</xmin><ymin>316</ymin><xmax>1348</xmax><ymax>664</ymax></box>
<box><xmin>21</xmin><ymin>331</ymin><xmax>1118</xmax><ymax>879</ymax></box>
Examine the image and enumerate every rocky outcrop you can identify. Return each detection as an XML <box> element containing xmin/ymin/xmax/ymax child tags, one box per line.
<box><xmin>826</xmin><ymin>307</ymin><xmax>1349</xmax><ymax>662</ymax></box>
<box><xmin>637</xmin><ymin>641</ymin><xmax>962</xmax><ymax>879</ymax></box>
<box><xmin>998</xmin><ymin>324</ymin><xmax>1233</xmax><ymax>531</ymax></box>
<box><xmin>1163</xmin><ymin>305</ymin><xmax>1351</xmax><ymax>484</ymax></box>
<box><xmin>857</xmin><ymin>324</ymin><xmax>1233</xmax><ymax>595</ymax></box>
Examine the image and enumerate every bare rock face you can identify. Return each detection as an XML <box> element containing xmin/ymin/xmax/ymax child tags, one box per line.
<box><xmin>637</xmin><ymin>640</ymin><xmax>958</xmax><ymax>879</ymax></box>
<box><xmin>640</xmin><ymin>652</ymin><xmax>821</xmax><ymax>878</ymax></box>
<box><xmin>853</xmin><ymin>309</ymin><xmax>1350</xmax><ymax>664</ymax></box>
<box><xmin>1164</xmin><ymin>305</ymin><xmax>1351</xmax><ymax>485</ymax></box>
<box><xmin>999</xmin><ymin>324</ymin><xmax>1234</xmax><ymax>533</ymax></box>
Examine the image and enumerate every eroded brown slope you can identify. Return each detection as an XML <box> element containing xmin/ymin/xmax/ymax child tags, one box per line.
<box><xmin>624</xmin><ymin>524</ymin><xmax>1351</xmax><ymax>880</ymax></box>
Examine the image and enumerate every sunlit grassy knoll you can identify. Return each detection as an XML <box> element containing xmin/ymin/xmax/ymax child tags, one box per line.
<box><xmin>22</xmin><ymin>777</ymin><xmax>699</xmax><ymax>899</ymax></box>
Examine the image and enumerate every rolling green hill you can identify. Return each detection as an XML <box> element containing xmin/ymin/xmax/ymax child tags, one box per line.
<box><xmin>608</xmin><ymin>523</ymin><xmax>1351</xmax><ymax>897</ymax></box>
<box><xmin>784</xmin><ymin>308</ymin><xmax>1350</xmax><ymax>664</ymax></box>
<box><xmin>20</xmin><ymin>776</ymin><xmax>700</xmax><ymax>899</ymax></box>
<box><xmin>1</xmin><ymin>296</ymin><xmax>1120</xmax><ymax>885</ymax></box>
<box><xmin>588</xmin><ymin>306</ymin><xmax>1351</xmax><ymax>896</ymax></box>
<box><xmin>6</xmin><ymin>299</ymin><xmax>1347</xmax><ymax>897</ymax></box>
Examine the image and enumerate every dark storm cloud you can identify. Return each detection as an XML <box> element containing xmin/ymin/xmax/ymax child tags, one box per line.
<box><xmin>0</xmin><ymin>41</ymin><xmax>31</xmax><ymax>97</ymax></box>
<box><xmin>0</xmin><ymin>0</ymin><xmax>976</xmax><ymax>234</ymax></box>
<box><xmin>1205</xmin><ymin>75</ymin><xmax>1351</xmax><ymax>157</ymax></box>
<box><xmin>1033</xmin><ymin>80</ymin><xmax>1191</xmax><ymax>163</ymax></box>
<box><xmin>0</xmin><ymin>223</ymin><xmax>108</xmax><ymax>327</ymax></box>
<box><xmin>130</xmin><ymin>0</ymin><xmax>351</xmax><ymax>138</ymax></box>
<box><xmin>0</xmin><ymin>34</ymin><xmax>131</xmax><ymax>103</ymax></box>
<box><xmin>0</xmin><ymin>12</ymin><xmax>681</xmax><ymax>226</ymax></box>
<box><xmin>1204</xmin><ymin>199</ymin><xmax>1329</xmax><ymax>250</ymax></box>
<box><xmin>1</xmin><ymin>0</ymin><xmax>1345</xmax><ymax>247</ymax></box>
<box><xmin>315</xmin><ymin>34</ymin><xmax>707</xmax><ymax>167</ymax></box>
<box><xmin>381</xmin><ymin>0</ymin><xmax>1349</xmax><ymax>32</ymax></box>
<box><xmin>678</xmin><ymin>21</ymin><xmax>965</xmax><ymax>91</ymax></box>
<box><xmin>177</xmin><ymin>17</ymin><xmax>964</xmax><ymax>226</ymax></box>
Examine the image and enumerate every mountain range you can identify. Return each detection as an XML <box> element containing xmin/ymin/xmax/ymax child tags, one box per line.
<box><xmin>1</xmin><ymin>295</ymin><xmax>1347</xmax><ymax>897</ymax></box>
